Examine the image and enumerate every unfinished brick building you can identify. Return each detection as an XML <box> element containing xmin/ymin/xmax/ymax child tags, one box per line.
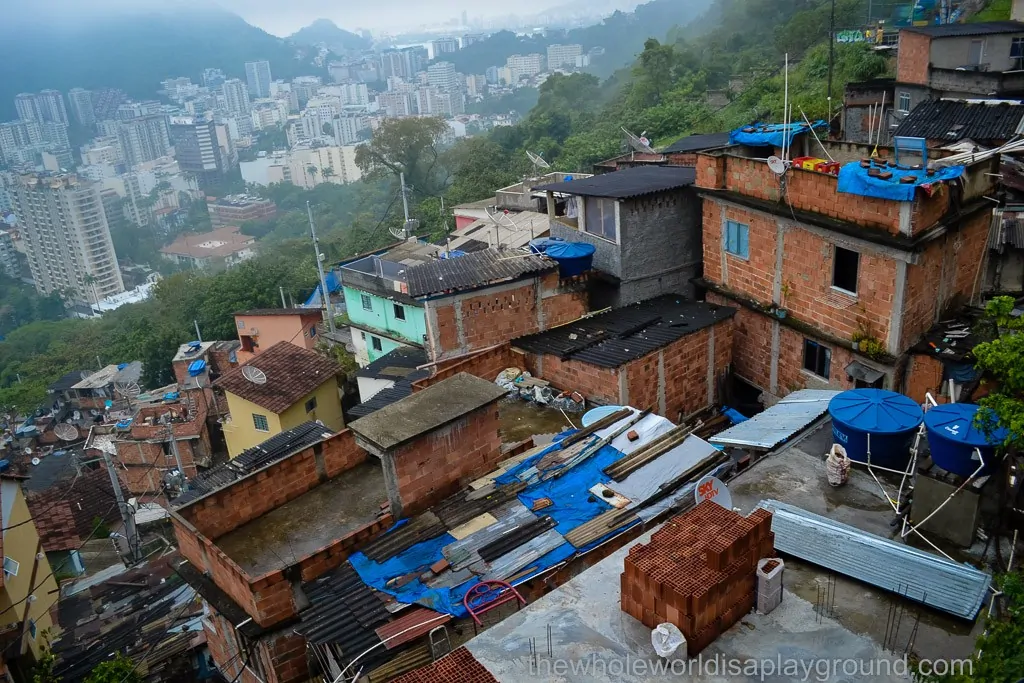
<box><xmin>406</xmin><ymin>249</ymin><xmax>588</xmax><ymax>363</ymax></box>
<box><xmin>513</xmin><ymin>295</ymin><xmax>735</xmax><ymax>421</ymax></box>
<box><xmin>695</xmin><ymin>138</ymin><xmax>999</xmax><ymax>402</ymax></box>
<box><xmin>621</xmin><ymin>501</ymin><xmax>774</xmax><ymax>656</ymax></box>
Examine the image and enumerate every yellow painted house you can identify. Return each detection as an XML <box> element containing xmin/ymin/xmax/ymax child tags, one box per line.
<box><xmin>0</xmin><ymin>476</ymin><xmax>59</xmax><ymax>666</ymax></box>
<box><xmin>214</xmin><ymin>341</ymin><xmax>345</xmax><ymax>457</ymax></box>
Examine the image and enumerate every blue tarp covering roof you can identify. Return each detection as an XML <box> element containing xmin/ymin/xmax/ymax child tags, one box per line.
<box><xmin>837</xmin><ymin>162</ymin><xmax>965</xmax><ymax>201</ymax></box>
<box><xmin>729</xmin><ymin>120</ymin><xmax>827</xmax><ymax>148</ymax></box>
<box><xmin>303</xmin><ymin>270</ymin><xmax>341</xmax><ymax>308</ymax></box>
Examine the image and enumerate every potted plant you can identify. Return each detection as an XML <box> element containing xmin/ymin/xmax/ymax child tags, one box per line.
<box><xmin>861</xmin><ymin>337</ymin><xmax>885</xmax><ymax>360</ymax></box>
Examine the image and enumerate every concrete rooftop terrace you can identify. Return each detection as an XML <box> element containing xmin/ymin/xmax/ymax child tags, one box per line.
<box><xmin>464</xmin><ymin>422</ymin><xmax>982</xmax><ymax>682</ymax></box>
<box><xmin>214</xmin><ymin>460</ymin><xmax>386</xmax><ymax>575</ymax></box>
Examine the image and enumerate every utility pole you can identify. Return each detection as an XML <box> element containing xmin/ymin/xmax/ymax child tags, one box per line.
<box><xmin>194</xmin><ymin>320</ymin><xmax>202</xmax><ymax>343</ymax></box>
<box><xmin>280</xmin><ymin>286</ymin><xmax>287</xmax><ymax>308</ymax></box>
<box><xmin>307</xmin><ymin>201</ymin><xmax>337</xmax><ymax>335</ymax></box>
<box><xmin>400</xmin><ymin>172</ymin><xmax>411</xmax><ymax>238</ymax></box>
<box><xmin>101</xmin><ymin>449</ymin><xmax>142</xmax><ymax>565</ymax></box>
<box><xmin>827</xmin><ymin>0</ymin><xmax>836</xmax><ymax>123</ymax></box>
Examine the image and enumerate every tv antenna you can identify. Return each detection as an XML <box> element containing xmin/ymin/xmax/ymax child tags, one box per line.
<box><xmin>767</xmin><ymin>156</ymin><xmax>787</xmax><ymax>175</ymax></box>
<box><xmin>526</xmin><ymin>151</ymin><xmax>550</xmax><ymax>176</ymax></box>
<box><xmin>54</xmin><ymin>423</ymin><xmax>79</xmax><ymax>442</ymax></box>
<box><xmin>622</xmin><ymin>127</ymin><xmax>656</xmax><ymax>154</ymax></box>
<box><xmin>241</xmin><ymin>365</ymin><xmax>268</xmax><ymax>385</ymax></box>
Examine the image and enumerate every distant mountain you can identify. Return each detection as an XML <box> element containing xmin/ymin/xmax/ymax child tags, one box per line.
<box><xmin>0</xmin><ymin>7</ymin><xmax>326</xmax><ymax>120</ymax></box>
<box><xmin>289</xmin><ymin>19</ymin><xmax>371</xmax><ymax>52</ymax></box>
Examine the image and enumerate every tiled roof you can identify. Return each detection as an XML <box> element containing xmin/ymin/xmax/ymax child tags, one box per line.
<box><xmin>901</xmin><ymin>21</ymin><xmax>1024</xmax><ymax>38</ymax></box>
<box><xmin>893</xmin><ymin>100</ymin><xmax>1024</xmax><ymax>143</ymax></box>
<box><xmin>389</xmin><ymin>647</ymin><xmax>497</xmax><ymax>683</ymax></box>
<box><xmin>348</xmin><ymin>381</ymin><xmax>415</xmax><ymax>419</ymax></box>
<box><xmin>348</xmin><ymin>373</ymin><xmax>507</xmax><ymax>451</ymax></box>
<box><xmin>661</xmin><ymin>132</ymin><xmax>732</xmax><ymax>154</ymax></box>
<box><xmin>213</xmin><ymin>342</ymin><xmax>342</xmax><ymax>414</ymax></box>
<box><xmin>375</xmin><ymin>606</ymin><xmax>451</xmax><ymax>650</ymax></box>
<box><xmin>27</xmin><ymin>467</ymin><xmax>120</xmax><ymax>553</ymax></box>
<box><xmin>513</xmin><ymin>294</ymin><xmax>736</xmax><ymax>368</ymax></box>
<box><xmin>533</xmin><ymin>165</ymin><xmax>696</xmax><ymax>199</ymax></box>
<box><xmin>405</xmin><ymin>249</ymin><xmax>557</xmax><ymax>298</ymax></box>
<box><xmin>173</xmin><ymin>421</ymin><xmax>335</xmax><ymax>506</ymax></box>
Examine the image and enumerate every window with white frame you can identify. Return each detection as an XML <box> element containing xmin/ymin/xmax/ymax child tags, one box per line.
<box><xmin>3</xmin><ymin>557</ymin><xmax>18</xmax><ymax>578</ymax></box>
<box><xmin>583</xmin><ymin>197</ymin><xmax>617</xmax><ymax>242</ymax></box>
<box><xmin>360</xmin><ymin>294</ymin><xmax>373</xmax><ymax>311</ymax></box>
<box><xmin>898</xmin><ymin>92</ymin><xmax>911</xmax><ymax>114</ymax></box>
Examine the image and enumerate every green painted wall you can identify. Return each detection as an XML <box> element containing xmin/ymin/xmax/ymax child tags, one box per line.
<box><xmin>342</xmin><ymin>286</ymin><xmax>426</xmax><ymax>345</ymax></box>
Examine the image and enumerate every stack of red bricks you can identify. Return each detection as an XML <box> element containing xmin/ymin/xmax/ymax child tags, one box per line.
<box><xmin>621</xmin><ymin>501</ymin><xmax>775</xmax><ymax>657</ymax></box>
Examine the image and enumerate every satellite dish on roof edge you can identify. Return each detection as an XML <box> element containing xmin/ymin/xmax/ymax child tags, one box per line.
<box><xmin>526</xmin><ymin>150</ymin><xmax>551</xmax><ymax>174</ymax></box>
<box><xmin>767</xmin><ymin>156</ymin><xmax>787</xmax><ymax>175</ymax></box>
<box><xmin>54</xmin><ymin>424</ymin><xmax>79</xmax><ymax>442</ymax></box>
<box><xmin>241</xmin><ymin>365</ymin><xmax>268</xmax><ymax>385</ymax></box>
<box><xmin>694</xmin><ymin>475</ymin><xmax>732</xmax><ymax>510</ymax></box>
<box><xmin>622</xmin><ymin>127</ymin><xmax>656</xmax><ymax>154</ymax></box>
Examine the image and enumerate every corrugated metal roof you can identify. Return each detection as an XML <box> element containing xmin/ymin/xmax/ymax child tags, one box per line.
<box><xmin>442</xmin><ymin>502</ymin><xmax>536</xmax><ymax>570</ymax></box>
<box><xmin>605</xmin><ymin>435</ymin><xmax>721</xmax><ymax>507</ymax></box>
<box><xmin>893</xmin><ymin>100</ymin><xmax>1024</xmax><ymax>143</ymax></box>
<box><xmin>348</xmin><ymin>381</ymin><xmax>415</xmax><ymax>418</ymax></box>
<box><xmin>513</xmin><ymin>295</ymin><xmax>736</xmax><ymax>369</ymax></box>
<box><xmin>360</xmin><ymin>512</ymin><xmax>446</xmax><ymax>563</ymax></box>
<box><xmin>710</xmin><ymin>389</ymin><xmax>839</xmax><ymax>450</ymax></box>
<box><xmin>405</xmin><ymin>249</ymin><xmax>557</xmax><ymax>298</ymax></box>
<box><xmin>564</xmin><ymin>508</ymin><xmax>639</xmax><ymax>548</ymax></box>
<box><xmin>901</xmin><ymin>20</ymin><xmax>1024</xmax><ymax>37</ymax></box>
<box><xmin>434</xmin><ymin>481</ymin><xmax>528</xmax><ymax>529</ymax></box>
<box><xmin>298</xmin><ymin>563</ymin><xmax>390</xmax><ymax>658</ymax></box>
<box><xmin>758</xmin><ymin>500</ymin><xmax>992</xmax><ymax>619</ymax></box>
<box><xmin>661</xmin><ymin>132</ymin><xmax>732</xmax><ymax>154</ymax></box>
<box><xmin>533</xmin><ymin>165</ymin><xmax>696</xmax><ymax>199</ymax></box>
<box><xmin>174</xmin><ymin>422</ymin><xmax>334</xmax><ymax>506</ymax></box>
<box><xmin>481</xmin><ymin>529</ymin><xmax>567</xmax><ymax>582</ymax></box>
<box><xmin>374</xmin><ymin>607</ymin><xmax>451</xmax><ymax>650</ymax></box>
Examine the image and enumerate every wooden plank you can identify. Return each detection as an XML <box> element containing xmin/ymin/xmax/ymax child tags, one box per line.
<box><xmin>448</xmin><ymin>512</ymin><xmax>497</xmax><ymax>540</ymax></box>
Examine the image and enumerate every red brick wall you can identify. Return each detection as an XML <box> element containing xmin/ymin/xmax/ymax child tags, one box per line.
<box><xmin>413</xmin><ymin>344</ymin><xmax>518</xmax><ymax>392</ymax></box>
<box><xmin>115</xmin><ymin>440</ymin><xmax>199</xmax><ymax>495</ymax></box>
<box><xmin>390</xmin><ymin>404</ymin><xmax>502</xmax><ymax>516</ymax></box>
<box><xmin>204</xmin><ymin>610</ymin><xmax>308</xmax><ymax>683</ymax></box>
<box><xmin>522</xmin><ymin>353</ymin><xmax>621</xmax><ymax>405</ymax></box>
<box><xmin>901</xmin><ymin>211</ymin><xmax>990</xmax><ymax>348</ymax></box>
<box><xmin>904</xmin><ymin>353</ymin><xmax>944</xmax><ymax>404</ymax></box>
<box><xmin>709</xmin><ymin>295</ymin><xmax>772</xmax><ymax>390</ymax></box>
<box><xmin>897</xmin><ymin>31</ymin><xmax>932</xmax><ymax>85</ymax></box>
<box><xmin>667</xmin><ymin>153</ymin><xmax>698</xmax><ymax>166</ymax></box>
<box><xmin>697</xmin><ymin>154</ymin><xmax>904</xmax><ymax>235</ymax></box>
<box><xmin>177</xmin><ymin>429</ymin><xmax>364</xmax><ymax>540</ymax></box>
<box><xmin>704</xmin><ymin>199</ymin><xmax>898</xmax><ymax>346</ymax></box>
<box><xmin>426</xmin><ymin>273</ymin><xmax>587</xmax><ymax>361</ymax></box>
<box><xmin>522</xmin><ymin>319</ymin><xmax>734</xmax><ymax>419</ymax></box>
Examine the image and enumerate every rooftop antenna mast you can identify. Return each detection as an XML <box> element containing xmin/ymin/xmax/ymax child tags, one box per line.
<box><xmin>307</xmin><ymin>201</ymin><xmax>336</xmax><ymax>335</ymax></box>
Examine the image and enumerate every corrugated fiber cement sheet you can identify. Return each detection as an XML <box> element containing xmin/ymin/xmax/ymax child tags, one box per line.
<box><xmin>710</xmin><ymin>389</ymin><xmax>839</xmax><ymax>450</ymax></box>
<box><xmin>758</xmin><ymin>500</ymin><xmax>992</xmax><ymax>619</ymax></box>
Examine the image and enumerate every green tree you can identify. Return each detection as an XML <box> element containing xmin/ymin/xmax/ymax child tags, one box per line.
<box><xmin>321</xmin><ymin>122</ymin><xmax>334</xmax><ymax>137</ymax></box>
<box><xmin>972</xmin><ymin>296</ymin><xmax>1024</xmax><ymax>451</ymax></box>
<box><xmin>84</xmin><ymin>654</ymin><xmax>141</xmax><ymax>683</ymax></box>
<box><xmin>354</xmin><ymin>117</ymin><xmax>451</xmax><ymax>196</ymax></box>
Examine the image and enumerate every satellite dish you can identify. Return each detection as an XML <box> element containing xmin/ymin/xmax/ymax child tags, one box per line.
<box><xmin>694</xmin><ymin>475</ymin><xmax>732</xmax><ymax>510</ymax></box>
<box><xmin>31</xmin><ymin>457</ymin><xmax>40</xmax><ymax>466</ymax></box>
<box><xmin>241</xmin><ymin>365</ymin><xmax>268</xmax><ymax>385</ymax></box>
<box><xmin>622</xmin><ymin>127</ymin><xmax>656</xmax><ymax>154</ymax></box>
<box><xmin>114</xmin><ymin>382</ymin><xmax>141</xmax><ymax>399</ymax></box>
<box><xmin>767</xmin><ymin>156</ymin><xmax>787</xmax><ymax>175</ymax></box>
<box><xmin>54</xmin><ymin>424</ymin><xmax>79</xmax><ymax>442</ymax></box>
<box><xmin>526</xmin><ymin>150</ymin><xmax>550</xmax><ymax>174</ymax></box>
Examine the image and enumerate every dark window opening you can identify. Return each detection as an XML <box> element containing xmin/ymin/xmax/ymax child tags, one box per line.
<box><xmin>803</xmin><ymin>340</ymin><xmax>832</xmax><ymax>378</ymax></box>
<box><xmin>371</xmin><ymin>336</ymin><xmax>382</xmax><ymax>352</ymax></box>
<box><xmin>305</xmin><ymin>396</ymin><xmax>317</xmax><ymax>413</ymax></box>
<box><xmin>832</xmin><ymin>246</ymin><xmax>859</xmax><ymax>294</ymax></box>
<box><xmin>393</xmin><ymin>303</ymin><xmax>406</xmax><ymax>321</ymax></box>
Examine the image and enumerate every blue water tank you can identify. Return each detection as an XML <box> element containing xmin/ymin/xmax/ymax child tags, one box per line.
<box><xmin>828</xmin><ymin>390</ymin><xmax>923</xmax><ymax>469</ymax></box>
<box><xmin>528</xmin><ymin>237</ymin><xmax>565</xmax><ymax>254</ymax></box>
<box><xmin>545</xmin><ymin>242</ymin><xmax>596</xmax><ymax>278</ymax></box>
<box><xmin>440</xmin><ymin>250</ymin><xmax>466</xmax><ymax>260</ymax></box>
<box><xmin>924</xmin><ymin>403</ymin><xmax>1007</xmax><ymax>477</ymax></box>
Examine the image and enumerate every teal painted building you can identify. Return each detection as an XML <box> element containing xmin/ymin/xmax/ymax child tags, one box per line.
<box><xmin>338</xmin><ymin>242</ymin><xmax>439</xmax><ymax>367</ymax></box>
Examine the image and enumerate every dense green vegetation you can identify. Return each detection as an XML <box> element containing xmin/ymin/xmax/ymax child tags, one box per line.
<box><xmin>466</xmin><ymin>88</ymin><xmax>540</xmax><ymax>117</ymax></box>
<box><xmin>0</xmin><ymin>7</ymin><xmax>327</xmax><ymax>119</ymax></box>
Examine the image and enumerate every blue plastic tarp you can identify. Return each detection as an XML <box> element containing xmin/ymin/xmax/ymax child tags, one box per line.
<box><xmin>303</xmin><ymin>270</ymin><xmax>340</xmax><ymax>307</ymax></box>
<box><xmin>729</xmin><ymin>120</ymin><xmax>827</xmax><ymax>148</ymax></box>
<box><xmin>837</xmin><ymin>162</ymin><xmax>965</xmax><ymax>201</ymax></box>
